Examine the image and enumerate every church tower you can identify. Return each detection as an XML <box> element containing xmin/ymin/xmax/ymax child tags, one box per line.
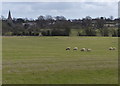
<box><xmin>7</xmin><ymin>10</ymin><xmax>13</xmax><ymax>24</ymax></box>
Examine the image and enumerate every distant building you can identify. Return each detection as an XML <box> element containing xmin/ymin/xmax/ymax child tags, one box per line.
<box><xmin>22</xmin><ymin>22</ymin><xmax>36</xmax><ymax>26</ymax></box>
<box><xmin>7</xmin><ymin>10</ymin><xmax>13</xmax><ymax>25</ymax></box>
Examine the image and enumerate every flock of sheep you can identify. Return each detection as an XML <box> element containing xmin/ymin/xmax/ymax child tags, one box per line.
<box><xmin>109</xmin><ymin>47</ymin><xmax>116</xmax><ymax>50</ymax></box>
<box><xmin>66</xmin><ymin>47</ymin><xmax>116</xmax><ymax>51</ymax></box>
<box><xmin>66</xmin><ymin>47</ymin><xmax>92</xmax><ymax>52</ymax></box>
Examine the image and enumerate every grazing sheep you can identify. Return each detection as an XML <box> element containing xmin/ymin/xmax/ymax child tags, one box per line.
<box><xmin>87</xmin><ymin>48</ymin><xmax>92</xmax><ymax>52</ymax></box>
<box><xmin>73</xmin><ymin>47</ymin><xmax>78</xmax><ymax>50</ymax></box>
<box><xmin>66</xmin><ymin>47</ymin><xmax>71</xmax><ymax>50</ymax></box>
<box><xmin>113</xmin><ymin>47</ymin><xmax>116</xmax><ymax>50</ymax></box>
<box><xmin>109</xmin><ymin>47</ymin><xmax>113</xmax><ymax>50</ymax></box>
<box><xmin>81</xmin><ymin>48</ymin><xmax>86</xmax><ymax>51</ymax></box>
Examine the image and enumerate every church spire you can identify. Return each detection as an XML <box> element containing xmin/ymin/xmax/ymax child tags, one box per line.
<box><xmin>8</xmin><ymin>10</ymin><xmax>12</xmax><ymax>20</ymax></box>
<box><xmin>7</xmin><ymin>10</ymin><xmax>13</xmax><ymax>25</ymax></box>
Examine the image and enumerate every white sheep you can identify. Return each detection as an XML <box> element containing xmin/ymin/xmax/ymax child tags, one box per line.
<box><xmin>109</xmin><ymin>47</ymin><xmax>113</xmax><ymax>50</ymax></box>
<box><xmin>73</xmin><ymin>47</ymin><xmax>78</xmax><ymax>50</ymax></box>
<box><xmin>80</xmin><ymin>48</ymin><xmax>86</xmax><ymax>51</ymax></box>
<box><xmin>87</xmin><ymin>48</ymin><xmax>92</xmax><ymax>52</ymax></box>
<box><xmin>66</xmin><ymin>47</ymin><xmax>71</xmax><ymax>50</ymax></box>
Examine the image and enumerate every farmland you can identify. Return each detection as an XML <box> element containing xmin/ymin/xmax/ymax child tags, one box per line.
<box><xmin>2</xmin><ymin>36</ymin><xmax>118</xmax><ymax>84</ymax></box>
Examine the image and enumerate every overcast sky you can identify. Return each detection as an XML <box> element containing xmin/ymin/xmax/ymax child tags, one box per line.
<box><xmin>2</xmin><ymin>2</ymin><xmax>118</xmax><ymax>19</ymax></box>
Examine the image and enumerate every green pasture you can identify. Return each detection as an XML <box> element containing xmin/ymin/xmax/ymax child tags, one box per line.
<box><xmin>2</xmin><ymin>36</ymin><xmax>118</xmax><ymax>84</ymax></box>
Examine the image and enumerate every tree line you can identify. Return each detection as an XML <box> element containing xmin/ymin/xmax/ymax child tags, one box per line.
<box><xmin>1</xmin><ymin>15</ymin><xmax>120</xmax><ymax>37</ymax></box>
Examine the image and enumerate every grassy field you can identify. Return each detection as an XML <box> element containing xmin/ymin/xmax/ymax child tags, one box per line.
<box><xmin>2</xmin><ymin>36</ymin><xmax>118</xmax><ymax>84</ymax></box>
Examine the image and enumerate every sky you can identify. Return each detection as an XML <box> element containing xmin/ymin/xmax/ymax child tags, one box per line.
<box><xmin>1</xmin><ymin>1</ymin><xmax>118</xmax><ymax>19</ymax></box>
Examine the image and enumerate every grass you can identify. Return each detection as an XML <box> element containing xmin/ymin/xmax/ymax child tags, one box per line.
<box><xmin>2</xmin><ymin>36</ymin><xmax>118</xmax><ymax>84</ymax></box>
